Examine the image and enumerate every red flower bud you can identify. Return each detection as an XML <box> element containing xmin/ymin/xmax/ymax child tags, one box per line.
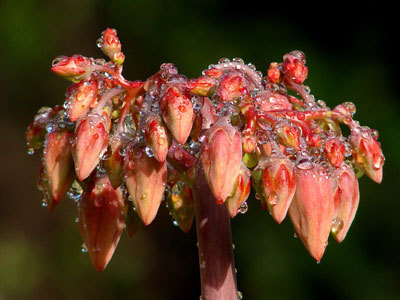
<box><xmin>66</xmin><ymin>80</ymin><xmax>98</xmax><ymax>122</ymax></box>
<box><xmin>267</xmin><ymin>62</ymin><xmax>282</xmax><ymax>84</ymax></box>
<box><xmin>78</xmin><ymin>174</ymin><xmax>125</xmax><ymax>272</ymax></box>
<box><xmin>225</xmin><ymin>163</ymin><xmax>251</xmax><ymax>218</ymax></box>
<box><xmin>99</xmin><ymin>28</ymin><xmax>122</xmax><ymax>60</ymax></box>
<box><xmin>217</xmin><ymin>72</ymin><xmax>246</xmax><ymax>102</ymax></box>
<box><xmin>124</xmin><ymin>147</ymin><xmax>167</xmax><ymax>225</ymax></box>
<box><xmin>260</xmin><ymin>156</ymin><xmax>296</xmax><ymax>224</ymax></box>
<box><xmin>201</xmin><ymin>119</ymin><xmax>242</xmax><ymax>204</ymax></box>
<box><xmin>288</xmin><ymin>164</ymin><xmax>335</xmax><ymax>262</ymax></box>
<box><xmin>204</xmin><ymin>67</ymin><xmax>224</xmax><ymax>79</ymax></box>
<box><xmin>144</xmin><ymin>115</ymin><xmax>170</xmax><ymax>162</ymax></box>
<box><xmin>167</xmin><ymin>181</ymin><xmax>194</xmax><ymax>233</ymax></box>
<box><xmin>324</xmin><ymin>138</ymin><xmax>345</xmax><ymax>168</ymax></box>
<box><xmin>242</xmin><ymin>134</ymin><xmax>257</xmax><ymax>153</ymax></box>
<box><xmin>276</xmin><ymin>123</ymin><xmax>301</xmax><ymax>151</ymax></box>
<box><xmin>39</xmin><ymin>130</ymin><xmax>74</xmax><ymax>211</ymax></box>
<box><xmin>282</xmin><ymin>51</ymin><xmax>308</xmax><ymax>85</ymax></box>
<box><xmin>160</xmin><ymin>86</ymin><xmax>194</xmax><ymax>144</ymax></box>
<box><xmin>188</xmin><ymin>75</ymin><xmax>217</xmax><ymax>97</ymax></box>
<box><xmin>331</xmin><ymin>166</ymin><xmax>359</xmax><ymax>243</ymax></box>
<box><xmin>72</xmin><ymin>113</ymin><xmax>109</xmax><ymax>181</ymax></box>
<box><xmin>51</xmin><ymin>55</ymin><xmax>92</xmax><ymax>83</ymax></box>
<box><xmin>349</xmin><ymin>132</ymin><xmax>384</xmax><ymax>183</ymax></box>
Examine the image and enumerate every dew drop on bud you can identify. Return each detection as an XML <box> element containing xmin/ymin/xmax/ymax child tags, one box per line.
<box><xmin>293</xmin><ymin>232</ymin><xmax>298</xmax><ymax>238</ymax></box>
<box><xmin>173</xmin><ymin>220</ymin><xmax>179</xmax><ymax>227</ymax></box>
<box><xmin>96</xmin><ymin>38</ymin><xmax>103</xmax><ymax>48</ymax></box>
<box><xmin>238</xmin><ymin>202</ymin><xmax>248</xmax><ymax>214</ymax></box>
<box><xmin>41</xmin><ymin>199</ymin><xmax>48</xmax><ymax>207</ymax></box>
<box><xmin>218</xmin><ymin>57</ymin><xmax>230</xmax><ymax>64</ymax></box>
<box><xmin>372</xmin><ymin>154</ymin><xmax>384</xmax><ymax>170</ymax></box>
<box><xmin>27</xmin><ymin>148</ymin><xmax>35</xmax><ymax>155</ymax></box>
<box><xmin>81</xmin><ymin>243</ymin><xmax>88</xmax><ymax>253</ymax></box>
<box><xmin>145</xmin><ymin>146</ymin><xmax>154</xmax><ymax>157</ymax></box>
<box><xmin>237</xmin><ymin>291</ymin><xmax>243</xmax><ymax>300</ymax></box>
<box><xmin>371</xmin><ymin>129</ymin><xmax>379</xmax><ymax>139</ymax></box>
<box><xmin>297</xmin><ymin>158</ymin><xmax>313</xmax><ymax>170</ymax></box>
<box><xmin>331</xmin><ymin>217</ymin><xmax>344</xmax><ymax>234</ymax></box>
<box><xmin>268</xmin><ymin>192</ymin><xmax>279</xmax><ymax>206</ymax></box>
<box><xmin>232</xmin><ymin>57</ymin><xmax>244</xmax><ymax>64</ymax></box>
<box><xmin>323</xmin><ymin>240</ymin><xmax>329</xmax><ymax>247</ymax></box>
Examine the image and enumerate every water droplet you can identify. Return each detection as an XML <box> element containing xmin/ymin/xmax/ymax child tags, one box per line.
<box><xmin>93</xmin><ymin>133</ymin><xmax>99</xmax><ymax>140</ymax></box>
<box><xmin>268</xmin><ymin>192</ymin><xmax>279</xmax><ymax>206</ymax></box>
<box><xmin>41</xmin><ymin>199</ymin><xmax>48</xmax><ymax>207</ymax></box>
<box><xmin>297</xmin><ymin>158</ymin><xmax>313</xmax><ymax>170</ymax></box>
<box><xmin>51</xmin><ymin>55</ymin><xmax>67</xmax><ymax>67</ymax></box>
<box><xmin>27</xmin><ymin>148</ymin><xmax>35</xmax><ymax>155</ymax></box>
<box><xmin>293</xmin><ymin>232</ymin><xmax>298</xmax><ymax>238</ymax></box>
<box><xmin>331</xmin><ymin>217</ymin><xmax>344</xmax><ymax>234</ymax></box>
<box><xmin>238</xmin><ymin>202</ymin><xmax>248</xmax><ymax>214</ymax></box>
<box><xmin>173</xmin><ymin>220</ymin><xmax>179</xmax><ymax>227</ymax></box>
<box><xmin>46</xmin><ymin>122</ymin><xmax>56</xmax><ymax>133</ymax></box>
<box><xmin>371</xmin><ymin>129</ymin><xmax>379</xmax><ymax>139</ymax></box>
<box><xmin>232</xmin><ymin>57</ymin><xmax>244</xmax><ymax>64</ymax></box>
<box><xmin>237</xmin><ymin>291</ymin><xmax>243</xmax><ymax>300</ymax></box>
<box><xmin>218</xmin><ymin>57</ymin><xmax>230</xmax><ymax>64</ymax></box>
<box><xmin>74</xmin><ymin>217</ymin><xmax>79</xmax><ymax>223</ymax></box>
<box><xmin>96</xmin><ymin>37</ymin><xmax>103</xmax><ymax>48</ymax></box>
<box><xmin>81</xmin><ymin>243</ymin><xmax>88</xmax><ymax>253</ymax></box>
<box><xmin>174</xmin><ymin>150</ymin><xmax>183</xmax><ymax>161</ymax></box>
<box><xmin>372</xmin><ymin>154</ymin><xmax>384</xmax><ymax>170</ymax></box>
<box><xmin>323</xmin><ymin>240</ymin><xmax>329</xmax><ymax>247</ymax></box>
<box><xmin>145</xmin><ymin>146</ymin><xmax>154</xmax><ymax>157</ymax></box>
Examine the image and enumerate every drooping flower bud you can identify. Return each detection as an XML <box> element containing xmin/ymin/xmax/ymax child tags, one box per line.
<box><xmin>51</xmin><ymin>55</ymin><xmax>92</xmax><ymax>83</ymax></box>
<box><xmin>98</xmin><ymin>28</ymin><xmax>122</xmax><ymax>61</ymax></box>
<box><xmin>288</xmin><ymin>164</ymin><xmax>335</xmax><ymax>262</ymax></box>
<box><xmin>324</xmin><ymin>138</ymin><xmax>345</xmax><ymax>168</ymax></box>
<box><xmin>144</xmin><ymin>115</ymin><xmax>170</xmax><ymax>162</ymax></box>
<box><xmin>65</xmin><ymin>80</ymin><xmax>98</xmax><ymax>122</ymax></box>
<box><xmin>188</xmin><ymin>75</ymin><xmax>217</xmax><ymax>97</ymax></box>
<box><xmin>26</xmin><ymin>106</ymin><xmax>63</xmax><ymax>150</ymax></box>
<box><xmin>38</xmin><ymin>130</ymin><xmax>74</xmax><ymax>211</ymax></box>
<box><xmin>72</xmin><ymin>112</ymin><xmax>109</xmax><ymax>181</ymax></box>
<box><xmin>124</xmin><ymin>147</ymin><xmax>167</xmax><ymax>225</ymax></box>
<box><xmin>331</xmin><ymin>166</ymin><xmax>359</xmax><ymax>243</ymax></box>
<box><xmin>225</xmin><ymin>163</ymin><xmax>251</xmax><ymax>218</ymax></box>
<box><xmin>258</xmin><ymin>156</ymin><xmax>296</xmax><ymax>224</ymax></box>
<box><xmin>276</xmin><ymin>123</ymin><xmax>301</xmax><ymax>151</ymax></box>
<box><xmin>78</xmin><ymin>174</ymin><xmax>125</xmax><ymax>272</ymax></box>
<box><xmin>160</xmin><ymin>86</ymin><xmax>194</xmax><ymax>144</ymax></box>
<box><xmin>282</xmin><ymin>50</ymin><xmax>308</xmax><ymax>84</ymax></box>
<box><xmin>201</xmin><ymin>119</ymin><xmax>242</xmax><ymax>204</ymax></box>
<box><xmin>349</xmin><ymin>131</ymin><xmax>384</xmax><ymax>183</ymax></box>
<box><xmin>167</xmin><ymin>181</ymin><xmax>194</xmax><ymax>233</ymax></box>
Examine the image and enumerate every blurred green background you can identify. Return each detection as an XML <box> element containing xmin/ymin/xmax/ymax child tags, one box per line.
<box><xmin>0</xmin><ymin>0</ymin><xmax>399</xmax><ymax>299</ymax></box>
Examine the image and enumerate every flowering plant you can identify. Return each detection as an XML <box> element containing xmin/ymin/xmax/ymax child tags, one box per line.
<box><xmin>27</xmin><ymin>28</ymin><xmax>384</xmax><ymax>299</ymax></box>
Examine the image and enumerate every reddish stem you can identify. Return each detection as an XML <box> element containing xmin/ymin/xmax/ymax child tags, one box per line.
<box><xmin>192</xmin><ymin>164</ymin><xmax>238</xmax><ymax>300</ymax></box>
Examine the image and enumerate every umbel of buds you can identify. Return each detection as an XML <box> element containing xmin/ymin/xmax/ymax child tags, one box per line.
<box><xmin>27</xmin><ymin>28</ymin><xmax>384</xmax><ymax>272</ymax></box>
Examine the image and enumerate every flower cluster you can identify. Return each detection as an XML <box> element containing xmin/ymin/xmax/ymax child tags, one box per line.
<box><xmin>27</xmin><ymin>28</ymin><xmax>384</xmax><ymax>271</ymax></box>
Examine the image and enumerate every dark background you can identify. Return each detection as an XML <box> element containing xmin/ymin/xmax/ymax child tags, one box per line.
<box><xmin>0</xmin><ymin>1</ymin><xmax>399</xmax><ymax>299</ymax></box>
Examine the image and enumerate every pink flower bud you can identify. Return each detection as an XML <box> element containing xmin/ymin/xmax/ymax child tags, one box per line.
<box><xmin>217</xmin><ymin>72</ymin><xmax>246</xmax><ymax>102</ymax></box>
<box><xmin>144</xmin><ymin>115</ymin><xmax>170</xmax><ymax>162</ymax></box>
<box><xmin>99</xmin><ymin>28</ymin><xmax>122</xmax><ymax>60</ymax></box>
<box><xmin>331</xmin><ymin>166</ymin><xmax>359</xmax><ymax>243</ymax></box>
<box><xmin>39</xmin><ymin>130</ymin><xmax>74</xmax><ymax>211</ymax></box>
<box><xmin>276</xmin><ymin>123</ymin><xmax>301</xmax><ymax>151</ymax></box>
<box><xmin>160</xmin><ymin>86</ymin><xmax>194</xmax><ymax>144</ymax></box>
<box><xmin>349</xmin><ymin>132</ymin><xmax>384</xmax><ymax>183</ymax></box>
<box><xmin>260</xmin><ymin>156</ymin><xmax>296</xmax><ymax>224</ymax></box>
<box><xmin>167</xmin><ymin>181</ymin><xmax>194</xmax><ymax>233</ymax></box>
<box><xmin>124</xmin><ymin>147</ymin><xmax>167</xmax><ymax>225</ymax></box>
<box><xmin>51</xmin><ymin>55</ymin><xmax>92</xmax><ymax>83</ymax></box>
<box><xmin>225</xmin><ymin>163</ymin><xmax>251</xmax><ymax>218</ymax></box>
<box><xmin>201</xmin><ymin>119</ymin><xmax>242</xmax><ymax>204</ymax></box>
<box><xmin>288</xmin><ymin>164</ymin><xmax>335</xmax><ymax>262</ymax></box>
<box><xmin>188</xmin><ymin>75</ymin><xmax>217</xmax><ymax>97</ymax></box>
<box><xmin>72</xmin><ymin>113</ymin><xmax>109</xmax><ymax>181</ymax></box>
<box><xmin>66</xmin><ymin>80</ymin><xmax>98</xmax><ymax>122</ymax></box>
<box><xmin>324</xmin><ymin>138</ymin><xmax>345</xmax><ymax>168</ymax></box>
<box><xmin>242</xmin><ymin>133</ymin><xmax>257</xmax><ymax>154</ymax></box>
<box><xmin>258</xmin><ymin>92</ymin><xmax>292</xmax><ymax>112</ymax></box>
<box><xmin>282</xmin><ymin>51</ymin><xmax>308</xmax><ymax>84</ymax></box>
<box><xmin>267</xmin><ymin>62</ymin><xmax>282</xmax><ymax>84</ymax></box>
<box><xmin>78</xmin><ymin>174</ymin><xmax>125</xmax><ymax>272</ymax></box>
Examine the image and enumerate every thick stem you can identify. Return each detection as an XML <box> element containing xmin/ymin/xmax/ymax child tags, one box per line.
<box><xmin>192</xmin><ymin>166</ymin><xmax>238</xmax><ymax>300</ymax></box>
